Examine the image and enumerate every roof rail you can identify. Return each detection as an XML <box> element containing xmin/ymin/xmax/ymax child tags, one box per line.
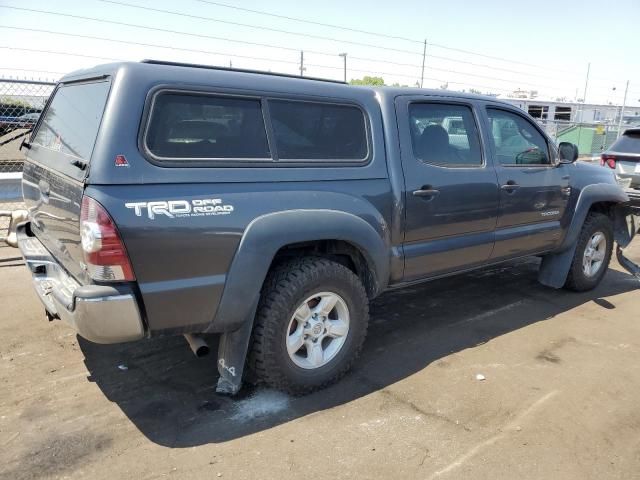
<box><xmin>141</xmin><ymin>59</ymin><xmax>347</xmax><ymax>84</ymax></box>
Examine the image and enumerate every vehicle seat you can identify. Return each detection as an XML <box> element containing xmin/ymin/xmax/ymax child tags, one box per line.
<box><xmin>418</xmin><ymin>124</ymin><xmax>451</xmax><ymax>163</ymax></box>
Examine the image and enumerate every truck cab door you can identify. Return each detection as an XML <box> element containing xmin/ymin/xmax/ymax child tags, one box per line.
<box><xmin>396</xmin><ymin>97</ymin><xmax>500</xmax><ymax>281</ymax></box>
<box><xmin>482</xmin><ymin>106</ymin><xmax>570</xmax><ymax>261</ymax></box>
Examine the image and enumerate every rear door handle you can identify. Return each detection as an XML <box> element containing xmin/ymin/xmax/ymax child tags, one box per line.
<box><xmin>501</xmin><ymin>181</ymin><xmax>520</xmax><ymax>192</ymax></box>
<box><xmin>413</xmin><ymin>187</ymin><xmax>440</xmax><ymax>198</ymax></box>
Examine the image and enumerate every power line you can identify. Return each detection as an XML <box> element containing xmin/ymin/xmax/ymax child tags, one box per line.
<box><xmin>2</xmin><ymin>5</ymin><xmax>627</xmax><ymax>89</ymax></box>
<box><xmin>99</xmin><ymin>0</ymin><xmax>593</xmax><ymax>81</ymax></box>
<box><xmin>0</xmin><ymin>45</ymin><xmax>514</xmax><ymax>93</ymax></box>
<box><xmin>0</xmin><ymin>45</ymin><xmax>542</xmax><ymax>95</ymax></box>
<box><xmin>0</xmin><ymin>66</ymin><xmax>64</xmax><ymax>75</ymax></box>
<box><xmin>0</xmin><ymin>43</ymin><xmax>412</xmax><ymax>84</ymax></box>
<box><xmin>0</xmin><ymin>20</ymin><xmax>574</xmax><ymax>94</ymax></box>
<box><xmin>97</xmin><ymin>0</ymin><xmax>424</xmax><ymax>56</ymax></box>
<box><xmin>0</xmin><ymin>26</ymin><xmax>301</xmax><ymax>67</ymax></box>
<box><xmin>4</xmin><ymin>43</ymin><xmax>628</xmax><ymax>101</ymax></box>
<box><xmin>194</xmin><ymin>0</ymin><xmax>423</xmax><ymax>44</ymax></box>
<box><xmin>0</xmin><ymin>6</ymin><xmax>329</xmax><ymax>58</ymax></box>
<box><xmin>193</xmin><ymin>0</ymin><xmax>593</xmax><ymax>77</ymax></box>
<box><xmin>1</xmin><ymin>5</ymin><xmax>631</xmax><ymax>97</ymax></box>
<box><xmin>0</xmin><ymin>21</ymin><xmax>561</xmax><ymax>85</ymax></box>
<box><xmin>3</xmin><ymin>4</ymin><xmax>628</xmax><ymax>87</ymax></box>
<box><xmin>0</xmin><ymin>45</ymin><xmax>121</xmax><ymax>62</ymax></box>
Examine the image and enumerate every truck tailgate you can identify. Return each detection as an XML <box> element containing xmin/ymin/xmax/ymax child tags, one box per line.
<box><xmin>22</xmin><ymin>79</ymin><xmax>111</xmax><ymax>283</ymax></box>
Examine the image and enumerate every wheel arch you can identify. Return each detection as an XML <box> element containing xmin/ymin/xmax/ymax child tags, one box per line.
<box><xmin>538</xmin><ymin>183</ymin><xmax>628</xmax><ymax>288</ymax></box>
<box><xmin>207</xmin><ymin>209</ymin><xmax>390</xmax><ymax>333</ymax></box>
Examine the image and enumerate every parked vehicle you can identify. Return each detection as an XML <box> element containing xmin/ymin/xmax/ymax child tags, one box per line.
<box><xmin>14</xmin><ymin>60</ymin><xmax>638</xmax><ymax>395</ymax></box>
<box><xmin>0</xmin><ymin>112</ymin><xmax>40</xmax><ymax>135</ymax></box>
<box><xmin>601</xmin><ymin>128</ymin><xmax>640</xmax><ymax>188</ymax></box>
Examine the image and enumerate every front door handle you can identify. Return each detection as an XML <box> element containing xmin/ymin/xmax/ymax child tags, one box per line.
<box><xmin>413</xmin><ymin>187</ymin><xmax>440</xmax><ymax>199</ymax></box>
<box><xmin>501</xmin><ymin>181</ymin><xmax>520</xmax><ymax>192</ymax></box>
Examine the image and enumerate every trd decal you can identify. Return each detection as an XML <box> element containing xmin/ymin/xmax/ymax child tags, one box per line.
<box><xmin>125</xmin><ymin>198</ymin><xmax>234</xmax><ymax>219</ymax></box>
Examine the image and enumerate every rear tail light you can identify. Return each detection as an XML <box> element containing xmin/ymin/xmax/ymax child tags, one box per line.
<box><xmin>80</xmin><ymin>195</ymin><xmax>135</xmax><ymax>281</ymax></box>
<box><xmin>601</xmin><ymin>154</ymin><xmax>617</xmax><ymax>169</ymax></box>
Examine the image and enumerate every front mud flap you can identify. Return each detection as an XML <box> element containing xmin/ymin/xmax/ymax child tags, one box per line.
<box><xmin>614</xmin><ymin>203</ymin><xmax>640</xmax><ymax>280</ymax></box>
<box><xmin>616</xmin><ymin>246</ymin><xmax>640</xmax><ymax>280</ymax></box>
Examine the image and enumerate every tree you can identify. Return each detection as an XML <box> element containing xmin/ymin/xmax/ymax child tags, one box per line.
<box><xmin>349</xmin><ymin>76</ymin><xmax>385</xmax><ymax>86</ymax></box>
<box><xmin>469</xmin><ymin>88</ymin><xmax>482</xmax><ymax>95</ymax></box>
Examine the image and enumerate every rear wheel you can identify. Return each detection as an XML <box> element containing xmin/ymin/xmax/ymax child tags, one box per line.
<box><xmin>248</xmin><ymin>256</ymin><xmax>369</xmax><ymax>395</ymax></box>
<box><xmin>564</xmin><ymin>212</ymin><xmax>613</xmax><ymax>291</ymax></box>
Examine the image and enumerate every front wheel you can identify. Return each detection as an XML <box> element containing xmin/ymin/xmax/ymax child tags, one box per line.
<box><xmin>564</xmin><ymin>212</ymin><xmax>613</xmax><ymax>291</ymax></box>
<box><xmin>248</xmin><ymin>257</ymin><xmax>369</xmax><ymax>395</ymax></box>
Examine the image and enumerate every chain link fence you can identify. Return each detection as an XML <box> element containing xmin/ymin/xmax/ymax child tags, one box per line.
<box><xmin>536</xmin><ymin>119</ymin><xmax>623</xmax><ymax>161</ymax></box>
<box><xmin>0</xmin><ymin>79</ymin><xmax>55</xmax><ymax>233</ymax></box>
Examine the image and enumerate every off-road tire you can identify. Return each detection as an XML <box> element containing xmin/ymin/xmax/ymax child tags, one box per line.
<box><xmin>564</xmin><ymin>212</ymin><xmax>613</xmax><ymax>292</ymax></box>
<box><xmin>248</xmin><ymin>256</ymin><xmax>369</xmax><ymax>395</ymax></box>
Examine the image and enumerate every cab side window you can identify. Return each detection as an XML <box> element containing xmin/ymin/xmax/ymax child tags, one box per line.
<box><xmin>487</xmin><ymin>108</ymin><xmax>550</xmax><ymax>165</ymax></box>
<box><xmin>409</xmin><ymin>103</ymin><xmax>482</xmax><ymax>167</ymax></box>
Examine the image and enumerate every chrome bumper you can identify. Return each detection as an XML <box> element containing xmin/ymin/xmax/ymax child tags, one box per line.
<box><xmin>17</xmin><ymin>224</ymin><xmax>145</xmax><ymax>344</ymax></box>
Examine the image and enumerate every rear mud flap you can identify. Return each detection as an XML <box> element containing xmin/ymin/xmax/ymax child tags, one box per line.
<box><xmin>614</xmin><ymin>203</ymin><xmax>640</xmax><ymax>280</ymax></box>
<box><xmin>215</xmin><ymin>305</ymin><xmax>257</xmax><ymax>395</ymax></box>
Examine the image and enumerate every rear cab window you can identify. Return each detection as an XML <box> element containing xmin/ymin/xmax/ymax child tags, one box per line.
<box><xmin>268</xmin><ymin>99</ymin><xmax>368</xmax><ymax>161</ymax></box>
<box><xmin>142</xmin><ymin>90</ymin><xmax>370</xmax><ymax>165</ymax></box>
<box><xmin>30</xmin><ymin>80</ymin><xmax>111</xmax><ymax>180</ymax></box>
<box><xmin>145</xmin><ymin>92</ymin><xmax>270</xmax><ymax>160</ymax></box>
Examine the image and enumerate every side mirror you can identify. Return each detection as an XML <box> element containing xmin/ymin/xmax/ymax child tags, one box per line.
<box><xmin>558</xmin><ymin>142</ymin><xmax>578</xmax><ymax>164</ymax></box>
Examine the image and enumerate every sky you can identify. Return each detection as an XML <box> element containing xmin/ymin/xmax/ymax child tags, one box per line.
<box><xmin>1</xmin><ymin>0</ymin><xmax>640</xmax><ymax>106</ymax></box>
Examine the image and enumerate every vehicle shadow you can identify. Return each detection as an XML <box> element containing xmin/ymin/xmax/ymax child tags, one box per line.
<box><xmin>79</xmin><ymin>257</ymin><xmax>638</xmax><ymax>447</ymax></box>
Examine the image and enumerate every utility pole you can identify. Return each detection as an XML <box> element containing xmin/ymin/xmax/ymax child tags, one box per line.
<box><xmin>617</xmin><ymin>80</ymin><xmax>629</xmax><ymax>138</ymax></box>
<box><xmin>339</xmin><ymin>53</ymin><xmax>347</xmax><ymax>83</ymax></box>
<box><xmin>420</xmin><ymin>39</ymin><xmax>427</xmax><ymax>88</ymax></box>
<box><xmin>576</xmin><ymin>62</ymin><xmax>590</xmax><ymax>150</ymax></box>
<box><xmin>229</xmin><ymin>59</ymin><xmax>232</xmax><ymax>69</ymax></box>
<box><xmin>299</xmin><ymin>51</ymin><xmax>305</xmax><ymax>77</ymax></box>
<box><xmin>579</xmin><ymin>62</ymin><xmax>590</xmax><ymax>121</ymax></box>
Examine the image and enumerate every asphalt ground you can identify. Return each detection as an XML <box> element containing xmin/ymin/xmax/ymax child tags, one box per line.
<box><xmin>1</xmin><ymin>241</ymin><xmax>639</xmax><ymax>479</ymax></box>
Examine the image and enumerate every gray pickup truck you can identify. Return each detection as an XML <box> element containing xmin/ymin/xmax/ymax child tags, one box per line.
<box><xmin>14</xmin><ymin>60</ymin><xmax>639</xmax><ymax>395</ymax></box>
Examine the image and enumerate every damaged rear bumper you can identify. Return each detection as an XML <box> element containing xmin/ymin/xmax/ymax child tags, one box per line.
<box><xmin>17</xmin><ymin>223</ymin><xmax>145</xmax><ymax>343</ymax></box>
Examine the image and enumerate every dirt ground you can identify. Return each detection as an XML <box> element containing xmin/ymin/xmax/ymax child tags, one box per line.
<box><xmin>1</xmin><ymin>241</ymin><xmax>639</xmax><ymax>480</ymax></box>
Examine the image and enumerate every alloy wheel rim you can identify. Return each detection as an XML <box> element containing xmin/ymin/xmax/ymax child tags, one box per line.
<box><xmin>582</xmin><ymin>231</ymin><xmax>607</xmax><ymax>278</ymax></box>
<box><xmin>285</xmin><ymin>291</ymin><xmax>350</xmax><ymax>370</ymax></box>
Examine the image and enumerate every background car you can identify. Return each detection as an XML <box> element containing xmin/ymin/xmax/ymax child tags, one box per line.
<box><xmin>0</xmin><ymin>112</ymin><xmax>40</xmax><ymax>136</ymax></box>
<box><xmin>601</xmin><ymin>128</ymin><xmax>640</xmax><ymax>188</ymax></box>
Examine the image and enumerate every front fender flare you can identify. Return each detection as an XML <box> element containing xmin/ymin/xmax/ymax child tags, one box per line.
<box><xmin>538</xmin><ymin>183</ymin><xmax>628</xmax><ymax>288</ymax></box>
<box><xmin>207</xmin><ymin>209</ymin><xmax>390</xmax><ymax>333</ymax></box>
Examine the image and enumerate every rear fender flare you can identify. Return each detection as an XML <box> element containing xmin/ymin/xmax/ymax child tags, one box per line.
<box><xmin>208</xmin><ymin>209</ymin><xmax>390</xmax><ymax>333</ymax></box>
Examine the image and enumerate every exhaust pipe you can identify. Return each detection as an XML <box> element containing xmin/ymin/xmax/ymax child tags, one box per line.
<box><xmin>184</xmin><ymin>333</ymin><xmax>210</xmax><ymax>358</ymax></box>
